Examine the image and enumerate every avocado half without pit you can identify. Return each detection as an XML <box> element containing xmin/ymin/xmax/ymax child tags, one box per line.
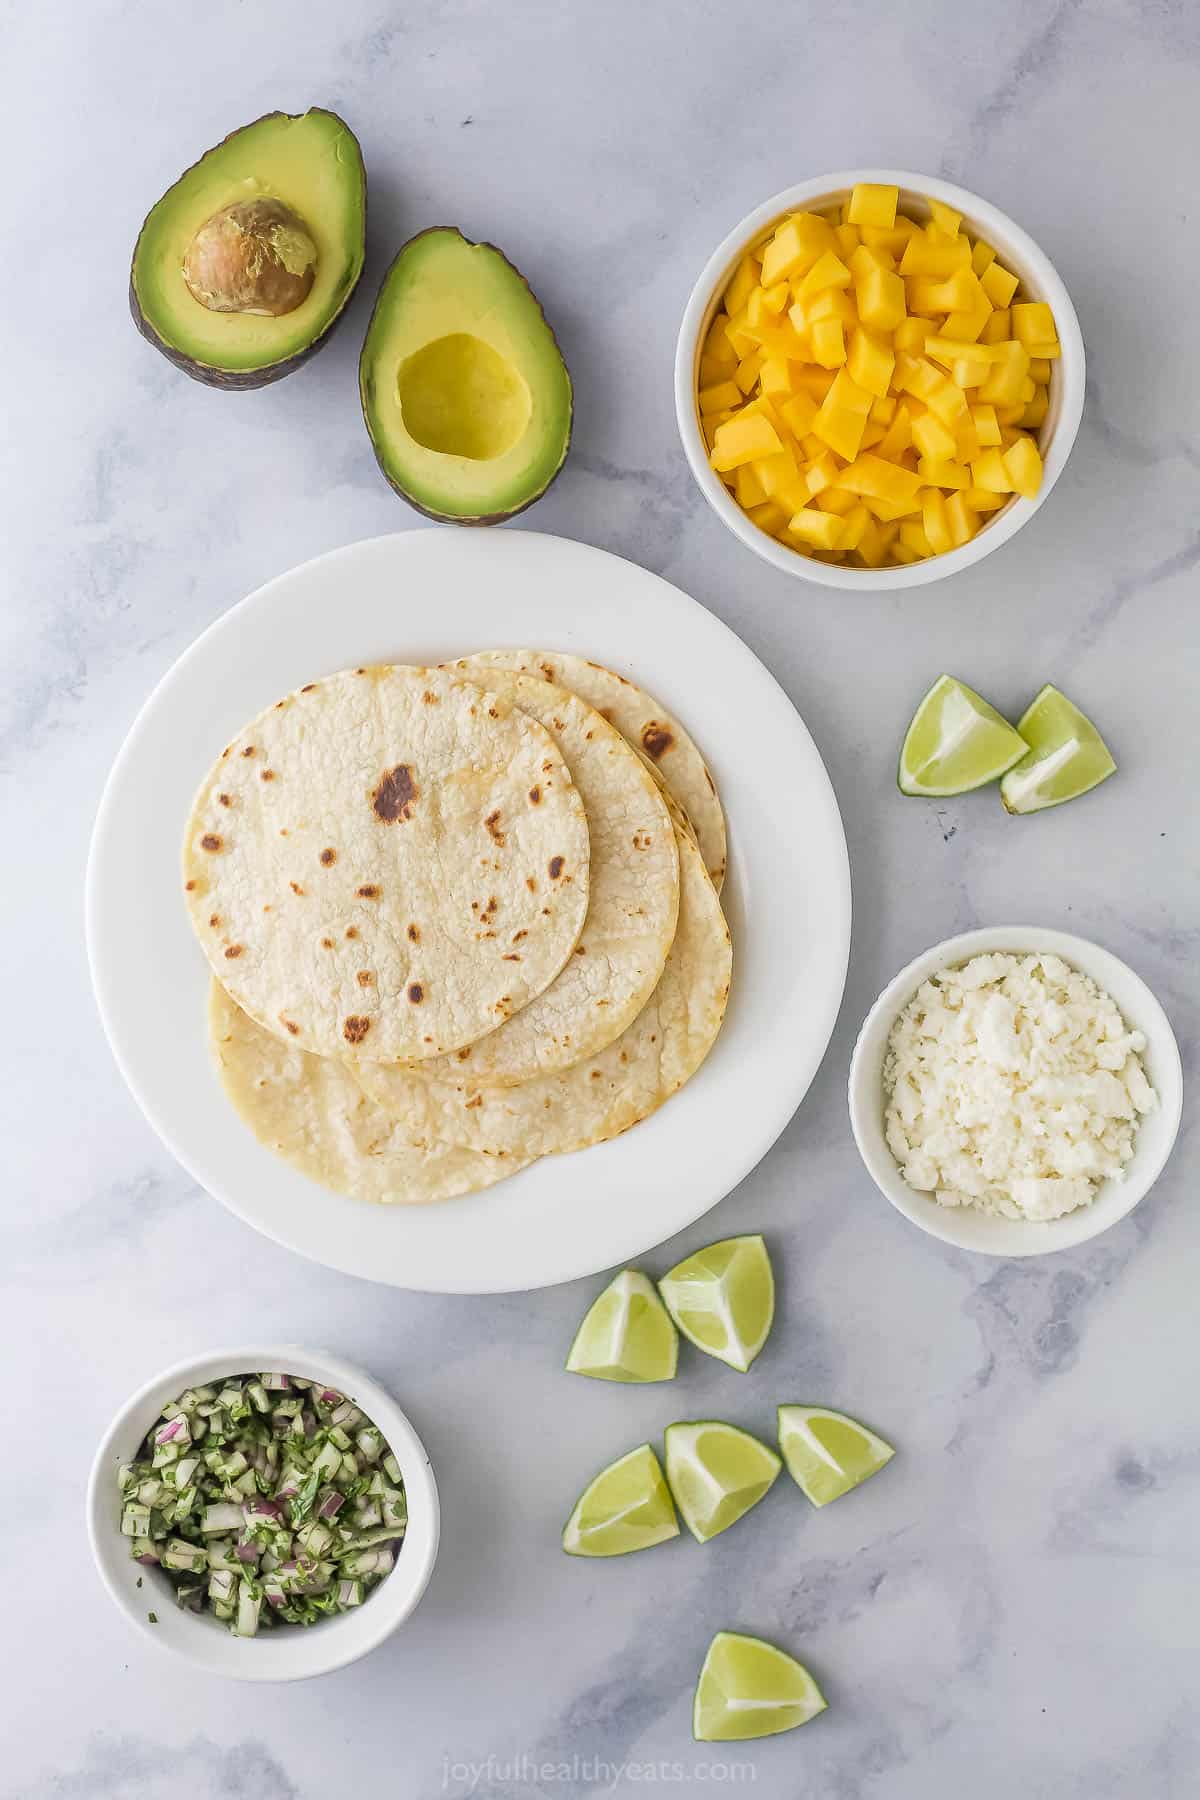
<box><xmin>360</xmin><ymin>228</ymin><xmax>573</xmax><ymax>523</ymax></box>
<box><xmin>131</xmin><ymin>109</ymin><xmax>366</xmax><ymax>389</ymax></box>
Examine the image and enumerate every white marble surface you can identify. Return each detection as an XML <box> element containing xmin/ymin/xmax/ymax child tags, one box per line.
<box><xmin>4</xmin><ymin>1</ymin><xmax>1197</xmax><ymax>1794</ymax></box>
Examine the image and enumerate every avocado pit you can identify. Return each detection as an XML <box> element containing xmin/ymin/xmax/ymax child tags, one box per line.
<box><xmin>183</xmin><ymin>197</ymin><xmax>318</xmax><ymax>317</ymax></box>
<box><xmin>398</xmin><ymin>333</ymin><xmax>532</xmax><ymax>460</ymax></box>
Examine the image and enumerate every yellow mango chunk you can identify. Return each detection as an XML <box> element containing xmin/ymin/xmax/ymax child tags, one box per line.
<box><xmin>915</xmin><ymin>457</ymin><xmax>970</xmax><ymax>489</ymax></box>
<box><xmin>847</xmin><ymin>183</ymin><xmax>899</xmax><ymax>228</ymax></box>
<box><xmin>809</xmin><ymin>317</ymin><xmax>846</xmax><ymax>368</ymax></box>
<box><xmin>734</xmin><ymin>350</ymin><xmax>764</xmax><ymax>395</ymax></box>
<box><xmin>907</xmin><ymin>268</ymin><xmax>984</xmax><ymax>317</ymax></box>
<box><xmin>759</xmin><ymin>356</ymin><xmax>798</xmax><ymax>399</ymax></box>
<box><xmin>900</xmin><ymin>519</ymin><xmax>934</xmax><ymax>557</ymax></box>
<box><xmin>733</xmin><ymin>462</ymin><xmax>768</xmax><ymax>509</ymax></box>
<box><xmin>837</xmin><ymin>453</ymin><xmax>922</xmax><ymax>508</ymax></box>
<box><xmin>786</xmin><ymin>507</ymin><xmax>847</xmax><ymax>550</ymax></box>
<box><xmin>779</xmin><ymin>390</ymin><xmax>818</xmax><ymax>438</ymax></box>
<box><xmin>1011</xmin><ymin>302</ymin><xmax>1057</xmax><ymax>350</ymax></box>
<box><xmin>805</xmin><ymin>452</ymin><xmax>841</xmax><ymax>496</ymax></box>
<box><xmin>953</xmin><ymin>414</ymin><xmax>982</xmax><ymax>464</ymax></box>
<box><xmin>945</xmin><ymin>491</ymin><xmax>979</xmax><ymax>547</ymax></box>
<box><xmin>699</xmin><ymin>380</ymin><xmax>743</xmax><ymax>416</ymax></box>
<box><xmin>978</xmin><ymin>340</ymin><xmax>1031</xmax><ymax>406</ymax></box>
<box><xmin>911</xmin><ymin>410</ymin><xmax>958</xmax><ymax>463</ymax></box>
<box><xmin>855</xmin><ymin>263</ymin><xmax>907</xmax><ymax>333</ymax></box>
<box><xmin>980</xmin><ymin>261</ymin><xmax>1019</xmax><ymax>308</ymax></box>
<box><xmin>797</xmin><ymin>250</ymin><xmax>853</xmax><ymax>303</ymax></box>
<box><xmin>703</xmin><ymin>321</ymin><xmax>738</xmax><ymax>369</ymax></box>
<box><xmin>811</xmin><ymin>369</ymin><xmax>874</xmax><ymax>460</ymax></box>
<box><xmin>928</xmin><ymin>199</ymin><xmax>962</xmax><ymax>237</ymax></box>
<box><xmin>877</xmin><ymin>403</ymin><xmax>913</xmax><ymax>461</ymax></box>
<box><xmin>943</xmin><ymin>304</ymin><xmax>993</xmax><ymax>343</ymax></box>
<box><xmin>834</xmin><ymin>223</ymin><xmax>861</xmax><ymax>259</ymax></box>
<box><xmin>921</xmin><ymin>488</ymin><xmax>953</xmax><ymax>555</ymax></box>
<box><xmin>746</xmin><ymin>501</ymin><xmax>790</xmax><ymax>537</ymax></box>
<box><xmin>1028</xmin><ymin>357</ymin><xmax>1052</xmax><ymax>384</ymax></box>
<box><xmin>981</xmin><ymin>308</ymin><xmax>1011</xmax><ymax>345</ymax></box>
<box><xmin>725</xmin><ymin>255</ymin><xmax>760</xmax><ymax>316</ymax></box>
<box><xmin>962</xmin><ymin>487</ymin><xmax>1007</xmax><ymax>512</ymax></box>
<box><xmin>971</xmin><ymin>239</ymin><xmax>996</xmax><ymax>277</ymax></box>
<box><xmin>840</xmin><ymin>502</ymin><xmax>872</xmax><ymax>551</ymax></box>
<box><xmin>971</xmin><ymin>404</ymin><xmax>1002</xmax><ymax>446</ymax></box>
<box><xmin>1022</xmin><ymin>389</ymin><xmax>1049</xmax><ymax>429</ymax></box>
<box><xmin>710</xmin><ymin>412</ymin><xmax>783</xmax><ymax>471</ymax></box>
<box><xmin>815</xmin><ymin>484</ymin><xmax>858</xmax><ymax>515</ymax></box>
<box><xmin>970</xmin><ymin>448</ymin><xmax>1013</xmax><ymax>493</ymax></box>
<box><xmin>847</xmin><ymin>327</ymin><xmax>895</xmax><ymax>398</ymax></box>
<box><xmin>899</xmin><ymin>235</ymin><xmax>971</xmax><ymax>278</ymax></box>
<box><xmin>1003</xmin><ymin>434</ymin><xmax>1043</xmax><ymax>498</ymax></box>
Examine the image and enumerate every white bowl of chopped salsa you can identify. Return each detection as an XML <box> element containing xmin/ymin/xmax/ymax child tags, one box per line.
<box><xmin>848</xmin><ymin>927</ymin><xmax>1183</xmax><ymax>1256</ymax></box>
<box><xmin>87</xmin><ymin>1344</ymin><xmax>440</xmax><ymax>1681</ymax></box>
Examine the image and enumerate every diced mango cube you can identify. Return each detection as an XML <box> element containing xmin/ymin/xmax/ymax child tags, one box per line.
<box><xmin>1022</xmin><ymin>389</ymin><xmax>1049</xmax><ymax>429</ymax></box>
<box><xmin>900</xmin><ymin>519</ymin><xmax>934</xmax><ymax>558</ymax></box>
<box><xmin>859</xmin><ymin>421</ymin><xmax>887</xmax><ymax>449</ymax></box>
<box><xmin>840</xmin><ymin>502</ymin><xmax>872</xmax><ymax>552</ymax></box>
<box><xmin>847</xmin><ymin>183</ymin><xmax>899</xmax><ymax>228</ymax></box>
<box><xmin>809</xmin><ymin>317</ymin><xmax>846</xmax><ymax>368</ymax></box>
<box><xmin>837</xmin><ymin>453</ymin><xmax>922</xmax><ymax>508</ymax></box>
<box><xmin>945</xmin><ymin>491</ymin><xmax>979</xmax><ymax>547</ymax></box>
<box><xmin>962</xmin><ymin>488</ymin><xmax>1007</xmax><ymax>512</ymax></box>
<box><xmin>954</xmin><ymin>414</ymin><xmax>982</xmax><ymax>464</ymax></box>
<box><xmin>710</xmin><ymin>412</ymin><xmax>783</xmax><ymax>471</ymax></box>
<box><xmin>786</xmin><ymin>507</ymin><xmax>847</xmax><ymax>550</ymax></box>
<box><xmin>855</xmin><ymin>263</ymin><xmax>907</xmax><ymax>332</ymax></box>
<box><xmin>847</xmin><ymin>327</ymin><xmax>895</xmax><ymax>398</ymax></box>
<box><xmin>971</xmin><ymin>404</ymin><xmax>1001</xmax><ymax>446</ymax></box>
<box><xmin>1002</xmin><ymin>434</ymin><xmax>1043</xmax><ymax>498</ymax></box>
<box><xmin>971</xmin><ymin>239</ymin><xmax>996</xmax><ymax>277</ymax></box>
<box><xmin>877</xmin><ymin>403</ymin><xmax>913</xmax><ymax>461</ymax></box>
<box><xmin>734</xmin><ymin>463</ymin><xmax>768</xmax><ymax>508</ymax></box>
<box><xmin>911</xmin><ymin>409</ymin><xmax>958</xmax><ymax>463</ymax></box>
<box><xmin>980</xmin><ymin>261</ymin><xmax>1019</xmax><ymax>308</ymax></box>
<box><xmin>981</xmin><ymin>308</ymin><xmax>1011</xmax><ymax>345</ymax></box>
<box><xmin>916</xmin><ymin>457</ymin><xmax>969</xmax><ymax>489</ymax></box>
<box><xmin>703</xmin><ymin>321</ymin><xmax>738</xmax><ymax>369</ymax></box>
<box><xmin>834</xmin><ymin>223</ymin><xmax>861</xmax><ymax>259</ymax></box>
<box><xmin>899</xmin><ymin>235</ymin><xmax>971</xmax><ymax>278</ymax></box>
<box><xmin>780</xmin><ymin>390</ymin><xmax>818</xmax><ymax>438</ymax></box>
<box><xmin>893</xmin><ymin>316</ymin><xmax>930</xmax><ymax>354</ymax></box>
<box><xmin>754</xmin><ymin>453</ymin><xmax>809</xmax><ymax>516</ymax></box>
<box><xmin>725</xmin><ymin>255</ymin><xmax>760</xmax><ymax>316</ymax></box>
<box><xmin>759</xmin><ymin>356</ymin><xmax>798</xmax><ymax>400</ymax></box>
<box><xmin>701</xmin><ymin>379</ymin><xmax>745</xmax><ymax>416</ymax></box>
<box><xmin>849</xmin><ymin>242</ymin><xmax>893</xmax><ymax>279</ymax></box>
<box><xmin>943</xmin><ymin>304</ymin><xmax>993</xmax><ymax>343</ymax></box>
<box><xmin>922</xmin><ymin>488</ymin><xmax>954</xmax><ymax>555</ymax></box>
<box><xmin>798</xmin><ymin>250</ymin><xmax>853</xmax><ymax>303</ymax></box>
<box><xmin>734</xmin><ymin>350</ymin><xmax>764</xmax><ymax>395</ymax></box>
<box><xmin>815</xmin><ymin>484</ymin><xmax>858</xmax><ymax>515</ymax></box>
<box><xmin>928</xmin><ymin>199</ymin><xmax>962</xmax><ymax>237</ymax></box>
<box><xmin>978</xmin><ymin>340</ymin><xmax>1031</xmax><ymax>406</ymax></box>
<box><xmin>970</xmin><ymin>448</ymin><xmax>1013</xmax><ymax>493</ymax></box>
<box><xmin>907</xmin><ymin>268</ymin><xmax>985</xmax><ymax>316</ymax></box>
<box><xmin>870</xmin><ymin>394</ymin><xmax>897</xmax><ymax>423</ymax></box>
<box><xmin>745</xmin><ymin>500</ymin><xmax>790</xmax><ymax>537</ymax></box>
<box><xmin>1029</xmin><ymin>358</ymin><xmax>1052</xmax><ymax>384</ymax></box>
<box><xmin>1011</xmin><ymin>303</ymin><xmax>1057</xmax><ymax>350</ymax></box>
<box><xmin>759</xmin><ymin>215</ymin><xmax>830</xmax><ymax>287</ymax></box>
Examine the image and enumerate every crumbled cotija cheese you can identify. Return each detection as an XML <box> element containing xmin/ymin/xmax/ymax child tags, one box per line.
<box><xmin>883</xmin><ymin>952</ymin><xmax>1156</xmax><ymax>1221</ymax></box>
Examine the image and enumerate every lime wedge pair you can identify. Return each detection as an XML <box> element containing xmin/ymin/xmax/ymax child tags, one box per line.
<box><xmin>899</xmin><ymin>676</ymin><xmax>1115</xmax><ymax>811</ymax></box>
<box><xmin>565</xmin><ymin>1236</ymin><xmax>774</xmax><ymax>1383</ymax></box>
<box><xmin>562</xmin><ymin>1420</ymin><xmax>779</xmax><ymax>1556</ymax></box>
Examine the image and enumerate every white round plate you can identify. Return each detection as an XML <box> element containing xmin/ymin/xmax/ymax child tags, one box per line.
<box><xmin>87</xmin><ymin>531</ymin><xmax>850</xmax><ymax>1292</ymax></box>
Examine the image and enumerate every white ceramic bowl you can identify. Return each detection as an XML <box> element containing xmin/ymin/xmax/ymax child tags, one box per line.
<box><xmin>675</xmin><ymin>169</ymin><xmax>1085</xmax><ymax>591</ymax></box>
<box><xmin>848</xmin><ymin>927</ymin><xmax>1183</xmax><ymax>1256</ymax></box>
<box><xmin>87</xmin><ymin>1345</ymin><xmax>440</xmax><ymax>1681</ymax></box>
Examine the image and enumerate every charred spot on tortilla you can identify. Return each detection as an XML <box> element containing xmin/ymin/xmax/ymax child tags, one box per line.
<box><xmin>357</xmin><ymin>884</ymin><xmax>381</xmax><ymax>900</ymax></box>
<box><xmin>356</xmin><ymin>971</ymin><xmax>374</xmax><ymax>987</ymax></box>
<box><xmin>260</xmin><ymin>769</ymin><xmax>276</xmax><ymax>782</ymax></box>
<box><xmin>408</xmin><ymin>984</ymin><xmax>424</xmax><ymax>1004</ymax></box>
<box><xmin>528</xmin><ymin>785</ymin><xmax>541</xmax><ymax>805</ymax></box>
<box><xmin>407</xmin><ymin>923</ymin><xmax>420</xmax><ymax>943</ymax></box>
<box><xmin>641</xmin><ymin>721</ymin><xmax>674</xmax><ymax>761</ymax></box>
<box><xmin>345</xmin><ymin>926</ymin><xmax>358</xmax><ymax>940</ymax></box>
<box><xmin>224</xmin><ymin>944</ymin><xmax>244</xmax><ymax>959</ymax></box>
<box><xmin>342</xmin><ymin>1016</ymin><xmax>371</xmax><ymax>1045</ymax></box>
<box><xmin>485</xmin><ymin>809</ymin><xmax>506</xmax><ymax>845</ymax></box>
<box><xmin>371</xmin><ymin>763</ymin><xmax>418</xmax><ymax>823</ymax></box>
<box><xmin>184</xmin><ymin>879</ymin><xmax>197</xmax><ymax>892</ymax></box>
<box><xmin>319</xmin><ymin>848</ymin><xmax>337</xmax><ymax>867</ymax></box>
<box><xmin>279</xmin><ymin>1016</ymin><xmax>300</xmax><ymax>1035</ymax></box>
<box><xmin>289</xmin><ymin>881</ymin><xmax>305</xmax><ymax>896</ymax></box>
<box><xmin>548</xmin><ymin>856</ymin><xmax>564</xmax><ymax>880</ymax></box>
<box><xmin>200</xmin><ymin>833</ymin><xmax>223</xmax><ymax>853</ymax></box>
<box><xmin>208</xmin><ymin>913</ymin><xmax>221</xmax><ymax>928</ymax></box>
<box><xmin>321</xmin><ymin>937</ymin><xmax>334</xmax><ymax>949</ymax></box>
<box><xmin>241</xmin><ymin>745</ymin><xmax>255</xmax><ymax>758</ymax></box>
<box><xmin>217</xmin><ymin>793</ymin><xmax>233</xmax><ymax>808</ymax></box>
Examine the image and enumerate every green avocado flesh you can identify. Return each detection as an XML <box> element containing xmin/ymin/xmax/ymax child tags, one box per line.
<box><xmin>131</xmin><ymin>110</ymin><xmax>365</xmax><ymax>380</ymax></box>
<box><xmin>360</xmin><ymin>228</ymin><xmax>572</xmax><ymax>522</ymax></box>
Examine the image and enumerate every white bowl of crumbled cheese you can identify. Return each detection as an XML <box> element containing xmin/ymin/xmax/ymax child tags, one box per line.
<box><xmin>848</xmin><ymin>927</ymin><xmax>1183</xmax><ymax>1256</ymax></box>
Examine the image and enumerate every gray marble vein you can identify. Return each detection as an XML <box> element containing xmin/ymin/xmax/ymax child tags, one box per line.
<box><xmin>2</xmin><ymin>0</ymin><xmax>1197</xmax><ymax>1795</ymax></box>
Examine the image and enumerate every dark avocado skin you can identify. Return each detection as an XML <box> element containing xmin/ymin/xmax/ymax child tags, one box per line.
<box><xmin>129</xmin><ymin>110</ymin><xmax>366</xmax><ymax>391</ymax></box>
<box><xmin>359</xmin><ymin>227</ymin><xmax>573</xmax><ymax>525</ymax></box>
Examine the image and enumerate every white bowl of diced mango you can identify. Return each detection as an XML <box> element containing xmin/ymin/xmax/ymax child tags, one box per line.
<box><xmin>675</xmin><ymin>171</ymin><xmax>1085</xmax><ymax>589</ymax></box>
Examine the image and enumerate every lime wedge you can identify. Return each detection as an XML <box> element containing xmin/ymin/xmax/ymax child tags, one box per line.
<box><xmin>1000</xmin><ymin>684</ymin><xmax>1117</xmax><ymax>814</ymax></box>
<box><xmin>777</xmin><ymin>1405</ymin><xmax>894</xmax><ymax>1507</ymax></box>
<box><xmin>658</xmin><ymin>1235</ymin><xmax>775</xmax><ymax>1373</ymax></box>
<box><xmin>562</xmin><ymin>1444</ymin><xmax>679</xmax><ymax>1557</ymax></box>
<box><xmin>565</xmin><ymin>1270</ymin><xmax>678</xmax><ymax>1383</ymax></box>
<box><xmin>898</xmin><ymin>674</ymin><xmax>1028</xmax><ymax>796</ymax></box>
<box><xmin>693</xmin><ymin>1631</ymin><xmax>828</xmax><ymax>1742</ymax></box>
<box><xmin>664</xmin><ymin>1420</ymin><xmax>781</xmax><ymax>1543</ymax></box>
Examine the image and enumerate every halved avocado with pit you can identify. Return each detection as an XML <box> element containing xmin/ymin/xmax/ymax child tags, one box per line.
<box><xmin>131</xmin><ymin>109</ymin><xmax>366</xmax><ymax>390</ymax></box>
<box><xmin>360</xmin><ymin>228</ymin><xmax>572</xmax><ymax>523</ymax></box>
